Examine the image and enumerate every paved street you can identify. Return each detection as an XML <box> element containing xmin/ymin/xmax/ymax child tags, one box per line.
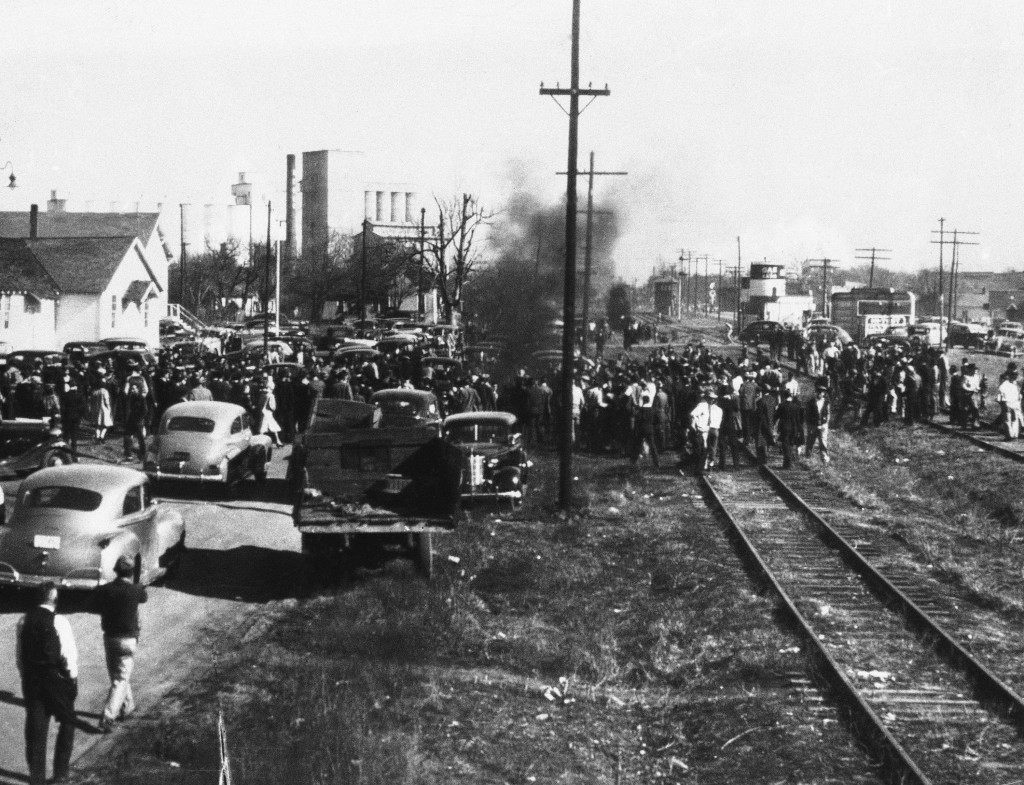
<box><xmin>0</xmin><ymin>450</ymin><xmax>299</xmax><ymax>784</ymax></box>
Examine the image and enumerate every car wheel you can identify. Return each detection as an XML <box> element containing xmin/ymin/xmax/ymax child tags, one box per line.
<box><xmin>164</xmin><ymin>533</ymin><xmax>186</xmax><ymax>579</ymax></box>
<box><xmin>41</xmin><ymin>449</ymin><xmax>70</xmax><ymax>469</ymax></box>
<box><xmin>413</xmin><ymin>533</ymin><xmax>433</xmax><ymax>578</ymax></box>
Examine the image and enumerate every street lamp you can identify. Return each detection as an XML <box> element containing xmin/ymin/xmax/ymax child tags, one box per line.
<box><xmin>887</xmin><ymin>287</ymin><xmax>895</xmax><ymax>328</ymax></box>
<box><xmin>1</xmin><ymin>162</ymin><xmax>16</xmax><ymax>189</ymax></box>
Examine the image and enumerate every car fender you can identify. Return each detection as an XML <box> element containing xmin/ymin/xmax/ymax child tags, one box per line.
<box><xmin>492</xmin><ymin>465</ymin><xmax>523</xmax><ymax>492</ymax></box>
<box><xmin>98</xmin><ymin>530</ymin><xmax>142</xmax><ymax>583</ymax></box>
<box><xmin>154</xmin><ymin>506</ymin><xmax>186</xmax><ymax>553</ymax></box>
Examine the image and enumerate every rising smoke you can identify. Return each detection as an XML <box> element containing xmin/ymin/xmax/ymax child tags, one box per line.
<box><xmin>465</xmin><ymin>185</ymin><xmax>620</xmax><ymax>371</ymax></box>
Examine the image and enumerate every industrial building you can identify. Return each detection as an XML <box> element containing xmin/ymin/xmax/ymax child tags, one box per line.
<box><xmin>294</xmin><ymin>149</ymin><xmax>423</xmax><ymax>260</ymax></box>
<box><xmin>739</xmin><ymin>262</ymin><xmax>814</xmax><ymax>325</ymax></box>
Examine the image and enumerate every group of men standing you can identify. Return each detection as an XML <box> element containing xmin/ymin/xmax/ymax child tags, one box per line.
<box><xmin>16</xmin><ymin>556</ymin><xmax>147</xmax><ymax>784</ymax></box>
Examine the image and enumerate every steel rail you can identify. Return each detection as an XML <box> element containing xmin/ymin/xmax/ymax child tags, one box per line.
<box><xmin>700</xmin><ymin>472</ymin><xmax>930</xmax><ymax>785</ymax></box>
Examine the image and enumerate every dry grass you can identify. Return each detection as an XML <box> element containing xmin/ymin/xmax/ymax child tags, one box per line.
<box><xmin>77</xmin><ymin>450</ymin><xmax>877</xmax><ymax>784</ymax></box>
<box><xmin>816</xmin><ymin>423</ymin><xmax>1024</xmax><ymax>615</ymax></box>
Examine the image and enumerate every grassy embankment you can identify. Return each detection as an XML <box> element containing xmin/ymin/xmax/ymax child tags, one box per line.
<box><xmin>814</xmin><ymin>421</ymin><xmax>1024</xmax><ymax>615</ymax></box>
<box><xmin>77</xmin><ymin>449</ymin><xmax>877</xmax><ymax>784</ymax></box>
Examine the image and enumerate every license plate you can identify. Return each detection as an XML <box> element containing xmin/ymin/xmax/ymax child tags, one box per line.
<box><xmin>33</xmin><ymin>535</ymin><xmax>61</xmax><ymax>550</ymax></box>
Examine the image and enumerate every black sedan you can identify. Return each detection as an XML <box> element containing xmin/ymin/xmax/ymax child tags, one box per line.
<box><xmin>443</xmin><ymin>411</ymin><xmax>530</xmax><ymax>504</ymax></box>
<box><xmin>0</xmin><ymin>419</ymin><xmax>74</xmax><ymax>479</ymax></box>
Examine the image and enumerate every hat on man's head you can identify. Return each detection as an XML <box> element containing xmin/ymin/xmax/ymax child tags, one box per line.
<box><xmin>114</xmin><ymin>555</ymin><xmax>134</xmax><ymax>578</ymax></box>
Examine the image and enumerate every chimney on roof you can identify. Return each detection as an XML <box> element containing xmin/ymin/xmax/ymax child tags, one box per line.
<box><xmin>47</xmin><ymin>189</ymin><xmax>67</xmax><ymax>214</ymax></box>
<box><xmin>29</xmin><ymin>204</ymin><xmax>38</xmax><ymax>239</ymax></box>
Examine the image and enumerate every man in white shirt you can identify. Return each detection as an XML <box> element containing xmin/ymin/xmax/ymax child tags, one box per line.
<box><xmin>16</xmin><ymin>582</ymin><xmax>79</xmax><ymax>785</ymax></box>
<box><xmin>690</xmin><ymin>389</ymin><xmax>721</xmax><ymax>473</ymax></box>
<box><xmin>997</xmin><ymin>369</ymin><xmax>1022</xmax><ymax>440</ymax></box>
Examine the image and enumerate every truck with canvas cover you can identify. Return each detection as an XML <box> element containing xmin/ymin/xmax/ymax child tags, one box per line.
<box><xmin>288</xmin><ymin>398</ymin><xmax>462</xmax><ymax>577</ymax></box>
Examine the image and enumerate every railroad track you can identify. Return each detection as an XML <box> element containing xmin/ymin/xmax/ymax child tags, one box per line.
<box><xmin>701</xmin><ymin>460</ymin><xmax>1024</xmax><ymax>784</ymax></box>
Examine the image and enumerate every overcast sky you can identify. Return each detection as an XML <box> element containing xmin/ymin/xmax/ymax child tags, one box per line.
<box><xmin>1</xmin><ymin>0</ymin><xmax>1021</xmax><ymax>280</ymax></box>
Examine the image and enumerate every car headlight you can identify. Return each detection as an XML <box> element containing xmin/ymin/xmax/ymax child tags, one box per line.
<box><xmin>487</xmin><ymin>458</ymin><xmax>499</xmax><ymax>467</ymax></box>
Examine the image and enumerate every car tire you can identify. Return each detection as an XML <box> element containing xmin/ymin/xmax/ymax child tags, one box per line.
<box><xmin>164</xmin><ymin>533</ymin><xmax>186</xmax><ymax>579</ymax></box>
<box><xmin>41</xmin><ymin>449</ymin><xmax>71</xmax><ymax>469</ymax></box>
<box><xmin>413</xmin><ymin>533</ymin><xmax>433</xmax><ymax>578</ymax></box>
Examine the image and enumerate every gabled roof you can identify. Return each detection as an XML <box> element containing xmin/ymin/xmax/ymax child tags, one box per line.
<box><xmin>0</xmin><ymin>211</ymin><xmax>160</xmax><ymax>243</ymax></box>
<box><xmin>0</xmin><ymin>238</ymin><xmax>59</xmax><ymax>298</ymax></box>
<box><xmin>122</xmin><ymin>279</ymin><xmax>157</xmax><ymax>305</ymax></box>
<box><xmin>27</xmin><ymin>236</ymin><xmax>140</xmax><ymax>294</ymax></box>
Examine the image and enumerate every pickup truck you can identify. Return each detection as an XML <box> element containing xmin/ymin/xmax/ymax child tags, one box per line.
<box><xmin>287</xmin><ymin>398</ymin><xmax>462</xmax><ymax>578</ymax></box>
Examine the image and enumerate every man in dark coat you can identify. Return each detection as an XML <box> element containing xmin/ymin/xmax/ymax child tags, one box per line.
<box><xmin>717</xmin><ymin>385</ymin><xmax>744</xmax><ymax>469</ymax></box>
<box><xmin>17</xmin><ymin>582</ymin><xmax>79</xmax><ymax>785</ymax></box>
<box><xmin>93</xmin><ymin>555</ymin><xmax>148</xmax><ymax>733</ymax></box>
<box><xmin>738</xmin><ymin>371</ymin><xmax>758</xmax><ymax>443</ymax></box>
<box><xmin>59</xmin><ymin>376</ymin><xmax>86</xmax><ymax>458</ymax></box>
<box><xmin>805</xmin><ymin>382</ymin><xmax>832</xmax><ymax>464</ymax></box>
<box><xmin>775</xmin><ymin>388</ymin><xmax>805</xmax><ymax>469</ymax></box>
<box><xmin>122</xmin><ymin>368</ymin><xmax>149</xmax><ymax>462</ymax></box>
<box><xmin>753</xmin><ymin>383</ymin><xmax>779</xmax><ymax>465</ymax></box>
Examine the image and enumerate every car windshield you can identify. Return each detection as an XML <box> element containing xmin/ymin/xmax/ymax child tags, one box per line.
<box><xmin>376</xmin><ymin>398</ymin><xmax>431</xmax><ymax>423</ymax></box>
<box><xmin>25</xmin><ymin>485</ymin><xmax>102</xmax><ymax>512</ymax></box>
<box><xmin>166</xmin><ymin>416</ymin><xmax>216</xmax><ymax>433</ymax></box>
<box><xmin>445</xmin><ymin>423</ymin><xmax>509</xmax><ymax>444</ymax></box>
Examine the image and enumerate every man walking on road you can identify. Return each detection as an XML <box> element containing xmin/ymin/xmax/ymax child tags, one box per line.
<box><xmin>93</xmin><ymin>555</ymin><xmax>148</xmax><ymax>733</ymax></box>
<box><xmin>16</xmin><ymin>582</ymin><xmax>79</xmax><ymax>785</ymax></box>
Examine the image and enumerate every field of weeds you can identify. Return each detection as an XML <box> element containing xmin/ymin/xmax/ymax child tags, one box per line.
<box><xmin>814</xmin><ymin>422</ymin><xmax>1024</xmax><ymax>615</ymax></box>
<box><xmin>77</xmin><ymin>450</ymin><xmax>877</xmax><ymax>784</ymax></box>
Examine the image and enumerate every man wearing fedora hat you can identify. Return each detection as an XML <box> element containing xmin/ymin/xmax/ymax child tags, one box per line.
<box><xmin>92</xmin><ymin>555</ymin><xmax>148</xmax><ymax>733</ymax></box>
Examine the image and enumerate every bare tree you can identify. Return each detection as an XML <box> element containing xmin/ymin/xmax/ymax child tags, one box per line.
<box><xmin>424</xmin><ymin>193</ymin><xmax>493</xmax><ymax>321</ymax></box>
<box><xmin>285</xmin><ymin>231</ymin><xmax>352</xmax><ymax>322</ymax></box>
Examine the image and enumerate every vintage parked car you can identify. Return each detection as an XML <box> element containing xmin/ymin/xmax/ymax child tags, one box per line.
<box><xmin>443</xmin><ymin>411</ymin><xmax>530</xmax><ymax>503</ymax></box>
<box><xmin>738</xmin><ymin>320</ymin><xmax>786</xmax><ymax>345</ymax></box>
<box><xmin>946</xmin><ymin>321</ymin><xmax>988</xmax><ymax>349</ymax></box>
<box><xmin>370</xmin><ymin>389</ymin><xmax>442</xmax><ymax>430</ymax></box>
<box><xmin>98</xmin><ymin>337</ymin><xmax>150</xmax><ymax>351</ymax></box>
<box><xmin>985</xmin><ymin>325</ymin><xmax>1024</xmax><ymax>357</ymax></box>
<box><xmin>0</xmin><ymin>465</ymin><xmax>185</xmax><ymax>590</ymax></box>
<box><xmin>0</xmin><ymin>419</ymin><xmax>75</xmax><ymax>479</ymax></box>
<box><xmin>145</xmin><ymin>401</ymin><xmax>273</xmax><ymax>486</ymax></box>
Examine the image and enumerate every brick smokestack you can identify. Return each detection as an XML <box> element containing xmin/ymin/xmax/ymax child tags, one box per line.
<box><xmin>285</xmin><ymin>154</ymin><xmax>296</xmax><ymax>260</ymax></box>
<box><xmin>29</xmin><ymin>204</ymin><xmax>38</xmax><ymax>239</ymax></box>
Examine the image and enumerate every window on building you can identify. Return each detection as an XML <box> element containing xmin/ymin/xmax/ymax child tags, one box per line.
<box><xmin>376</xmin><ymin>191</ymin><xmax>385</xmax><ymax>222</ymax></box>
<box><xmin>23</xmin><ymin>294</ymin><xmax>40</xmax><ymax>314</ymax></box>
<box><xmin>111</xmin><ymin>294</ymin><xmax>117</xmax><ymax>328</ymax></box>
<box><xmin>54</xmin><ymin>298</ymin><xmax>59</xmax><ymax>331</ymax></box>
<box><xmin>2</xmin><ymin>295</ymin><xmax>9</xmax><ymax>329</ymax></box>
<box><xmin>143</xmin><ymin>297</ymin><xmax>149</xmax><ymax>328</ymax></box>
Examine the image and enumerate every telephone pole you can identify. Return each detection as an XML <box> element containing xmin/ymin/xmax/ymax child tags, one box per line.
<box><xmin>178</xmin><ymin>203</ymin><xmax>189</xmax><ymax>311</ymax></box>
<box><xmin>678</xmin><ymin>250</ymin><xmax>691</xmax><ymax>313</ymax></box>
<box><xmin>855</xmin><ymin>247</ymin><xmax>892</xmax><ymax>289</ymax></box>
<box><xmin>557</xmin><ymin>151</ymin><xmax>626</xmax><ymax>352</ymax></box>
<box><xmin>805</xmin><ymin>258</ymin><xmax>838</xmax><ymax>319</ymax></box>
<box><xmin>715</xmin><ymin>259</ymin><xmax>723</xmax><ymax>320</ymax></box>
<box><xmin>930</xmin><ymin>218</ymin><xmax>947</xmax><ymax>345</ymax></box>
<box><xmin>737</xmin><ymin>236</ymin><xmax>745</xmax><ymax>327</ymax></box>
<box><xmin>943</xmin><ymin>228</ymin><xmax>979</xmax><ymax>323</ymax></box>
<box><xmin>695</xmin><ymin>254</ymin><xmax>710</xmax><ymax>313</ymax></box>
<box><xmin>262</xmin><ymin>201</ymin><xmax>272</xmax><ymax>358</ymax></box>
<box><xmin>540</xmin><ymin>0</ymin><xmax>610</xmax><ymax>511</ymax></box>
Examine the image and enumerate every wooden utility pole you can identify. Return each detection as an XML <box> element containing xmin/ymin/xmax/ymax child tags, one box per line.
<box><xmin>540</xmin><ymin>0</ymin><xmax>609</xmax><ymax>511</ymax></box>
<box><xmin>736</xmin><ymin>236</ymin><xmax>743</xmax><ymax>330</ymax></box>
<box><xmin>694</xmin><ymin>254</ymin><xmax>709</xmax><ymax>313</ymax></box>
<box><xmin>930</xmin><ymin>218</ymin><xmax>947</xmax><ymax>345</ymax></box>
<box><xmin>715</xmin><ymin>258</ymin><xmax>723</xmax><ymax>320</ymax></box>
<box><xmin>262</xmin><ymin>202</ymin><xmax>272</xmax><ymax>358</ymax></box>
<box><xmin>805</xmin><ymin>258</ymin><xmax>838</xmax><ymax>319</ymax></box>
<box><xmin>557</xmin><ymin>151</ymin><xmax>626</xmax><ymax>352</ymax></box>
<box><xmin>945</xmin><ymin>229</ymin><xmax>979</xmax><ymax>322</ymax></box>
<box><xmin>418</xmin><ymin>208</ymin><xmax>427</xmax><ymax>317</ymax></box>
<box><xmin>359</xmin><ymin>219</ymin><xmax>371</xmax><ymax>321</ymax></box>
<box><xmin>178</xmin><ymin>203</ymin><xmax>189</xmax><ymax>311</ymax></box>
<box><xmin>855</xmin><ymin>247</ymin><xmax>892</xmax><ymax>289</ymax></box>
<box><xmin>678</xmin><ymin>250</ymin><xmax>691</xmax><ymax>313</ymax></box>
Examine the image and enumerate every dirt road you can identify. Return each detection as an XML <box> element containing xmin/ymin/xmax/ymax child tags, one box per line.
<box><xmin>0</xmin><ymin>451</ymin><xmax>300</xmax><ymax>784</ymax></box>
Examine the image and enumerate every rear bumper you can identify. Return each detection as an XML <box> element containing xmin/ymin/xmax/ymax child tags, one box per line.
<box><xmin>0</xmin><ymin>562</ymin><xmax>101</xmax><ymax>590</ymax></box>
<box><xmin>459</xmin><ymin>486</ymin><xmax>522</xmax><ymax>500</ymax></box>
<box><xmin>145</xmin><ymin>463</ymin><xmax>226</xmax><ymax>483</ymax></box>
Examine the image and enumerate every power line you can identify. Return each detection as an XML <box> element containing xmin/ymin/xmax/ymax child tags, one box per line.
<box><xmin>804</xmin><ymin>258</ymin><xmax>839</xmax><ymax>319</ymax></box>
<box><xmin>540</xmin><ymin>0</ymin><xmax>610</xmax><ymax>512</ymax></box>
<box><xmin>854</xmin><ymin>247</ymin><xmax>892</xmax><ymax>289</ymax></box>
<box><xmin>557</xmin><ymin>151</ymin><xmax>626</xmax><ymax>352</ymax></box>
